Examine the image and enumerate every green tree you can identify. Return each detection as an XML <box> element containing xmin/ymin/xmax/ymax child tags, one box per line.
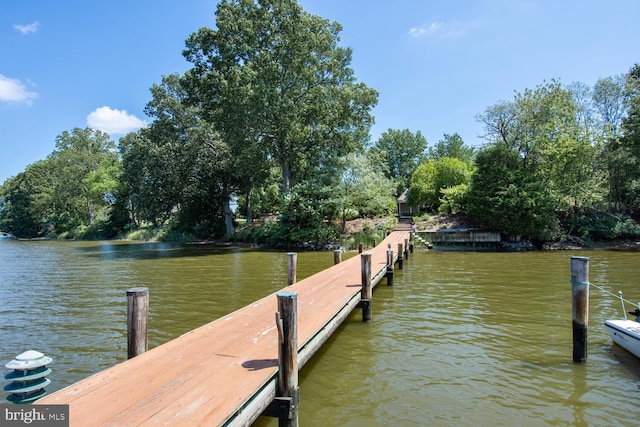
<box><xmin>478</xmin><ymin>81</ymin><xmax>597</xmax><ymax>210</ymax></box>
<box><xmin>0</xmin><ymin>160</ymin><xmax>55</xmax><ymax>237</ymax></box>
<box><xmin>279</xmin><ymin>179</ymin><xmax>338</xmax><ymax>244</ymax></box>
<box><xmin>119</xmin><ymin>131</ymin><xmax>180</xmax><ymax>227</ymax></box>
<box><xmin>619</xmin><ymin>63</ymin><xmax>640</xmax><ymax>212</ymax></box>
<box><xmin>623</xmin><ymin>64</ymin><xmax>640</xmax><ymax>145</ymax></box>
<box><xmin>588</xmin><ymin>74</ymin><xmax>631</xmax><ymax>212</ymax></box>
<box><xmin>593</xmin><ymin>74</ymin><xmax>629</xmax><ymax>137</ymax></box>
<box><xmin>183</xmin><ymin>0</ymin><xmax>378</xmax><ymax>193</ymax></box>
<box><xmin>439</xmin><ymin>184</ymin><xmax>468</xmax><ymax>215</ymax></box>
<box><xmin>120</xmin><ymin>74</ymin><xmax>233</xmax><ymax>236</ymax></box>
<box><xmin>568</xmin><ymin>81</ymin><xmax>596</xmax><ymax>140</ymax></box>
<box><xmin>369</xmin><ymin>128</ymin><xmax>427</xmax><ymax>191</ymax></box>
<box><xmin>429</xmin><ymin>133</ymin><xmax>475</xmax><ymax>162</ymax></box>
<box><xmin>472</xmin><ymin>81</ymin><xmax>596</xmax><ymax>239</ymax></box>
<box><xmin>327</xmin><ymin>153</ymin><xmax>396</xmax><ymax>232</ymax></box>
<box><xmin>236</xmin><ymin>167</ymin><xmax>282</xmax><ymax>221</ymax></box>
<box><xmin>48</xmin><ymin>128</ymin><xmax>118</xmax><ymax>231</ymax></box>
<box><xmin>1</xmin><ymin>129</ymin><xmax>118</xmax><ymax>237</ymax></box>
<box><xmin>467</xmin><ymin>144</ymin><xmax>557</xmax><ymax>240</ymax></box>
<box><xmin>408</xmin><ymin>161</ymin><xmax>437</xmax><ymax>208</ymax></box>
<box><xmin>408</xmin><ymin>157</ymin><xmax>474</xmax><ymax>211</ymax></box>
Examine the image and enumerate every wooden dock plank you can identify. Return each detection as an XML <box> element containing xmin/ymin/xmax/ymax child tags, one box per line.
<box><xmin>38</xmin><ymin>232</ymin><xmax>409</xmax><ymax>426</ymax></box>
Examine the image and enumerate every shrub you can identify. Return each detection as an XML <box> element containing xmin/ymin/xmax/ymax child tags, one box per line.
<box><xmin>569</xmin><ymin>213</ymin><xmax>640</xmax><ymax>240</ymax></box>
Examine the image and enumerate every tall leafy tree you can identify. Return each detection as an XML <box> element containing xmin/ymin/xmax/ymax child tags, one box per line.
<box><xmin>120</xmin><ymin>74</ymin><xmax>233</xmax><ymax>235</ymax></box>
<box><xmin>145</xmin><ymin>73</ymin><xmax>232</xmax><ymax>234</ymax></box>
<box><xmin>619</xmin><ymin>63</ymin><xmax>640</xmax><ymax>213</ymax></box>
<box><xmin>119</xmin><ymin>131</ymin><xmax>180</xmax><ymax>227</ymax></box>
<box><xmin>429</xmin><ymin>133</ymin><xmax>475</xmax><ymax>162</ymax></box>
<box><xmin>472</xmin><ymin>81</ymin><xmax>597</xmax><ymax>240</ymax></box>
<box><xmin>569</xmin><ymin>81</ymin><xmax>596</xmax><ymax>140</ymax></box>
<box><xmin>408</xmin><ymin>157</ymin><xmax>474</xmax><ymax>211</ymax></box>
<box><xmin>467</xmin><ymin>144</ymin><xmax>557</xmax><ymax>240</ymax></box>
<box><xmin>49</xmin><ymin>128</ymin><xmax>118</xmax><ymax>230</ymax></box>
<box><xmin>408</xmin><ymin>161</ymin><xmax>437</xmax><ymax>208</ymax></box>
<box><xmin>0</xmin><ymin>160</ymin><xmax>55</xmax><ymax>237</ymax></box>
<box><xmin>369</xmin><ymin>128</ymin><xmax>427</xmax><ymax>191</ymax></box>
<box><xmin>182</xmin><ymin>0</ymin><xmax>378</xmax><ymax>193</ymax></box>
<box><xmin>593</xmin><ymin>74</ymin><xmax>629</xmax><ymax>137</ymax></box>
<box><xmin>1</xmin><ymin>129</ymin><xmax>117</xmax><ymax>237</ymax></box>
<box><xmin>327</xmin><ymin>153</ymin><xmax>396</xmax><ymax>232</ymax></box>
<box><xmin>477</xmin><ymin>81</ymin><xmax>596</xmax><ymax>211</ymax></box>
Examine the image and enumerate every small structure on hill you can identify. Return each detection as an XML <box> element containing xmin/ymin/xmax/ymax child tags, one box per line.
<box><xmin>396</xmin><ymin>189</ymin><xmax>420</xmax><ymax>218</ymax></box>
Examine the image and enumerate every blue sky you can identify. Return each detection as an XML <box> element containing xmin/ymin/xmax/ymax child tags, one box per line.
<box><xmin>1</xmin><ymin>0</ymin><xmax>639</xmax><ymax>183</ymax></box>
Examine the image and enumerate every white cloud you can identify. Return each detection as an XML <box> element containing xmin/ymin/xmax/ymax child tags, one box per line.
<box><xmin>409</xmin><ymin>20</ymin><xmax>472</xmax><ymax>39</ymax></box>
<box><xmin>87</xmin><ymin>106</ymin><xmax>147</xmax><ymax>135</ymax></box>
<box><xmin>13</xmin><ymin>21</ymin><xmax>40</xmax><ymax>35</ymax></box>
<box><xmin>0</xmin><ymin>74</ymin><xmax>38</xmax><ymax>105</ymax></box>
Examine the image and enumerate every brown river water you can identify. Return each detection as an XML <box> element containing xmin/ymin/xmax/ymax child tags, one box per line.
<box><xmin>1</xmin><ymin>240</ymin><xmax>639</xmax><ymax>426</ymax></box>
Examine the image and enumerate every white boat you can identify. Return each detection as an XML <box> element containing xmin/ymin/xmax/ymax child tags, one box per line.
<box><xmin>0</xmin><ymin>232</ymin><xmax>15</xmax><ymax>240</ymax></box>
<box><xmin>604</xmin><ymin>291</ymin><xmax>640</xmax><ymax>358</ymax></box>
<box><xmin>605</xmin><ymin>319</ymin><xmax>640</xmax><ymax>358</ymax></box>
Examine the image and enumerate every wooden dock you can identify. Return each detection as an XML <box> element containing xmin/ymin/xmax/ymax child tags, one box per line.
<box><xmin>38</xmin><ymin>231</ymin><xmax>411</xmax><ymax>426</ymax></box>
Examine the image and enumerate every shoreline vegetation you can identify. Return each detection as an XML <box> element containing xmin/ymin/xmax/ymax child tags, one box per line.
<box><xmin>1</xmin><ymin>2</ymin><xmax>639</xmax><ymax>257</ymax></box>
<box><xmin>4</xmin><ymin>213</ymin><xmax>638</xmax><ymax>251</ymax></box>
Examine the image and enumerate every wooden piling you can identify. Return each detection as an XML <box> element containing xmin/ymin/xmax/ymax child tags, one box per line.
<box><xmin>571</xmin><ymin>256</ymin><xmax>589</xmax><ymax>363</ymax></box>
<box><xmin>275</xmin><ymin>291</ymin><xmax>299</xmax><ymax>427</ymax></box>
<box><xmin>404</xmin><ymin>238</ymin><xmax>409</xmax><ymax>259</ymax></box>
<box><xmin>397</xmin><ymin>243</ymin><xmax>404</xmax><ymax>270</ymax></box>
<box><xmin>127</xmin><ymin>287</ymin><xmax>149</xmax><ymax>359</ymax></box>
<box><xmin>333</xmin><ymin>250</ymin><xmax>342</xmax><ymax>265</ymax></box>
<box><xmin>358</xmin><ymin>243</ymin><xmax>364</xmax><ymax>254</ymax></box>
<box><xmin>287</xmin><ymin>253</ymin><xmax>297</xmax><ymax>286</ymax></box>
<box><xmin>360</xmin><ymin>253</ymin><xmax>372</xmax><ymax>322</ymax></box>
<box><xmin>386</xmin><ymin>244</ymin><xmax>394</xmax><ymax>286</ymax></box>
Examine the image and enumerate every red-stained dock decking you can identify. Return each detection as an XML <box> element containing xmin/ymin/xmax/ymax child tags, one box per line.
<box><xmin>38</xmin><ymin>231</ymin><xmax>410</xmax><ymax>426</ymax></box>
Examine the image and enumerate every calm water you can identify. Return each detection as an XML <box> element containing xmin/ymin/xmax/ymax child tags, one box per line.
<box><xmin>1</xmin><ymin>240</ymin><xmax>639</xmax><ymax>426</ymax></box>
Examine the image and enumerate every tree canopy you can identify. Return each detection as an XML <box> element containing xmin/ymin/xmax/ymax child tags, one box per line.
<box><xmin>182</xmin><ymin>0</ymin><xmax>378</xmax><ymax>194</ymax></box>
<box><xmin>1</xmin><ymin>128</ymin><xmax>118</xmax><ymax>237</ymax></box>
<box><xmin>1</xmin><ymin>5</ymin><xmax>638</xmax><ymax>249</ymax></box>
<box><xmin>369</xmin><ymin>128</ymin><xmax>427</xmax><ymax>191</ymax></box>
<box><xmin>409</xmin><ymin>157</ymin><xmax>474</xmax><ymax>213</ymax></box>
<box><xmin>429</xmin><ymin>133</ymin><xmax>475</xmax><ymax>162</ymax></box>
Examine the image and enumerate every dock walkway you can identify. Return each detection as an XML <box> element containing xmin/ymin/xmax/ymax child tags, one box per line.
<box><xmin>39</xmin><ymin>231</ymin><xmax>410</xmax><ymax>426</ymax></box>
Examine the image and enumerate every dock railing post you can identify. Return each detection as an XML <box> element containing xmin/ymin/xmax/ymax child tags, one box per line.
<box><xmin>276</xmin><ymin>291</ymin><xmax>299</xmax><ymax>427</ymax></box>
<box><xmin>333</xmin><ymin>250</ymin><xmax>341</xmax><ymax>265</ymax></box>
<box><xmin>359</xmin><ymin>253</ymin><xmax>372</xmax><ymax>322</ymax></box>
<box><xmin>571</xmin><ymin>256</ymin><xmax>589</xmax><ymax>363</ymax></box>
<box><xmin>386</xmin><ymin>244</ymin><xmax>394</xmax><ymax>286</ymax></box>
<box><xmin>358</xmin><ymin>243</ymin><xmax>364</xmax><ymax>254</ymax></box>
<box><xmin>127</xmin><ymin>287</ymin><xmax>149</xmax><ymax>359</ymax></box>
<box><xmin>404</xmin><ymin>238</ymin><xmax>409</xmax><ymax>259</ymax></box>
<box><xmin>287</xmin><ymin>253</ymin><xmax>297</xmax><ymax>286</ymax></box>
<box><xmin>397</xmin><ymin>242</ymin><xmax>404</xmax><ymax>270</ymax></box>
